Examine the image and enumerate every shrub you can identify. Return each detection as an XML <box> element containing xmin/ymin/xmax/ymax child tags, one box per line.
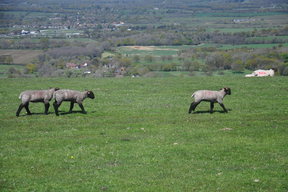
<box><xmin>278</xmin><ymin>65</ymin><xmax>288</xmax><ymax>76</ymax></box>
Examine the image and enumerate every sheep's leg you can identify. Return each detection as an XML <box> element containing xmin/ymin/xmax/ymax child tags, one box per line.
<box><xmin>210</xmin><ymin>102</ymin><xmax>214</xmax><ymax>113</ymax></box>
<box><xmin>219</xmin><ymin>103</ymin><xmax>228</xmax><ymax>113</ymax></box>
<box><xmin>16</xmin><ymin>103</ymin><xmax>24</xmax><ymax>117</ymax></box>
<box><xmin>44</xmin><ymin>103</ymin><xmax>50</xmax><ymax>115</ymax></box>
<box><xmin>53</xmin><ymin>101</ymin><xmax>61</xmax><ymax>116</ymax></box>
<box><xmin>24</xmin><ymin>103</ymin><xmax>32</xmax><ymax>115</ymax></box>
<box><xmin>69</xmin><ymin>102</ymin><xmax>74</xmax><ymax>113</ymax></box>
<box><xmin>188</xmin><ymin>101</ymin><xmax>200</xmax><ymax>113</ymax></box>
<box><xmin>78</xmin><ymin>103</ymin><xmax>87</xmax><ymax>114</ymax></box>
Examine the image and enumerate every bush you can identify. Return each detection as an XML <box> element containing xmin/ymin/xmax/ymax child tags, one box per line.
<box><xmin>217</xmin><ymin>71</ymin><xmax>225</xmax><ymax>75</ymax></box>
<box><xmin>7</xmin><ymin>67</ymin><xmax>21</xmax><ymax>78</ymax></box>
<box><xmin>25</xmin><ymin>64</ymin><xmax>36</xmax><ymax>74</ymax></box>
<box><xmin>162</xmin><ymin>63</ymin><xmax>177</xmax><ymax>71</ymax></box>
<box><xmin>278</xmin><ymin>65</ymin><xmax>288</xmax><ymax>76</ymax></box>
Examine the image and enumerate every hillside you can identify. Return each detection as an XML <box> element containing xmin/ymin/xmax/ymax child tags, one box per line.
<box><xmin>1</xmin><ymin>77</ymin><xmax>288</xmax><ymax>191</ymax></box>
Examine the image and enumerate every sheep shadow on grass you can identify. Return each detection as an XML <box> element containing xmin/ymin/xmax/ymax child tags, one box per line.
<box><xmin>17</xmin><ymin>112</ymin><xmax>55</xmax><ymax>116</ymax></box>
<box><xmin>58</xmin><ymin>110</ymin><xmax>89</xmax><ymax>116</ymax></box>
<box><xmin>192</xmin><ymin>109</ymin><xmax>232</xmax><ymax>114</ymax></box>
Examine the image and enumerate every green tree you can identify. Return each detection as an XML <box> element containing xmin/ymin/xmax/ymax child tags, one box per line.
<box><xmin>231</xmin><ymin>59</ymin><xmax>244</xmax><ymax>72</ymax></box>
<box><xmin>144</xmin><ymin>55</ymin><xmax>154</xmax><ymax>63</ymax></box>
<box><xmin>40</xmin><ymin>38</ymin><xmax>49</xmax><ymax>50</ymax></box>
<box><xmin>133</xmin><ymin>55</ymin><xmax>140</xmax><ymax>63</ymax></box>
<box><xmin>182</xmin><ymin>60</ymin><xmax>193</xmax><ymax>71</ymax></box>
<box><xmin>25</xmin><ymin>64</ymin><xmax>36</xmax><ymax>74</ymax></box>
<box><xmin>119</xmin><ymin>57</ymin><xmax>132</xmax><ymax>68</ymax></box>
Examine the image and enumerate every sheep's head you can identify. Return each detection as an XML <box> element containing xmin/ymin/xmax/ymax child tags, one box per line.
<box><xmin>49</xmin><ymin>87</ymin><xmax>60</xmax><ymax>91</ymax></box>
<box><xmin>224</xmin><ymin>87</ymin><xmax>231</xmax><ymax>95</ymax></box>
<box><xmin>87</xmin><ymin>91</ymin><xmax>95</xmax><ymax>99</ymax></box>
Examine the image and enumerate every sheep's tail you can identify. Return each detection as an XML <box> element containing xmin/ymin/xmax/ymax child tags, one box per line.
<box><xmin>18</xmin><ymin>93</ymin><xmax>23</xmax><ymax>99</ymax></box>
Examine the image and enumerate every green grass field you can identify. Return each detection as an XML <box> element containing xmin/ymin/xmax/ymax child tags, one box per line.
<box><xmin>1</xmin><ymin>76</ymin><xmax>287</xmax><ymax>191</ymax></box>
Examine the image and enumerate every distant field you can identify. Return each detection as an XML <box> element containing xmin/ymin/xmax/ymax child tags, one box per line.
<box><xmin>117</xmin><ymin>46</ymin><xmax>180</xmax><ymax>56</ymax></box>
<box><xmin>215</xmin><ymin>43</ymin><xmax>288</xmax><ymax>49</ymax></box>
<box><xmin>0</xmin><ymin>49</ymin><xmax>43</xmax><ymax>64</ymax></box>
<box><xmin>247</xmin><ymin>36</ymin><xmax>288</xmax><ymax>41</ymax></box>
<box><xmin>195</xmin><ymin>11</ymin><xmax>288</xmax><ymax>17</ymax></box>
<box><xmin>115</xmin><ymin>43</ymin><xmax>288</xmax><ymax>57</ymax></box>
<box><xmin>0</xmin><ymin>10</ymin><xmax>55</xmax><ymax>17</ymax></box>
<box><xmin>206</xmin><ymin>28</ymin><xmax>257</xmax><ymax>33</ymax></box>
<box><xmin>0</xmin><ymin>77</ymin><xmax>287</xmax><ymax>191</ymax></box>
<box><xmin>175</xmin><ymin>11</ymin><xmax>288</xmax><ymax>32</ymax></box>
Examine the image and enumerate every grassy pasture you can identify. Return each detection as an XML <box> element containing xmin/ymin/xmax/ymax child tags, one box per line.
<box><xmin>0</xmin><ymin>76</ymin><xmax>287</xmax><ymax>191</ymax></box>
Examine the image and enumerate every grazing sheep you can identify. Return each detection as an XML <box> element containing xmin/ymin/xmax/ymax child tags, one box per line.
<box><xmin>16</xmin><ymin>87</ymin><xmax>60</xmax><ymax>117</ymax></box>
<box><xmin>53</xmin><ymin>89</ymin><xmax>95</xmax><ymax>116</ymax></box>
<box><xmin>188</xmin><ymin>87</ymin><xmax>231</xmax><ymax>114</ymax></box>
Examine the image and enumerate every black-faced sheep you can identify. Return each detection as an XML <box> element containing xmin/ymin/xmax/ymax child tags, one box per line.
<box><xmin>53</xmin><ymin>89</ymin><xmax>95</xmax><ymax>116</ymax></box>
<box><xmin>16</xmin><ymin>87</ymin><xmax>60</xmax><ymax>116</ymax></box>
<box><xmin>188</xmin><ymin>87</ymin><xmax>231</xmax><ymax>114</ymax></box>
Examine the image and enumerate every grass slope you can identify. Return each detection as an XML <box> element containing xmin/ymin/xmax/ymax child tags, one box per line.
<box><xmin>0</xmin><ymin>77</ymin><xmax>287</xmax><ymax>191</ymax></box>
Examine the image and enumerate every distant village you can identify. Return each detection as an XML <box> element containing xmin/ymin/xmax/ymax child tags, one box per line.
<box><xmin>2</xmin><ymin>15</ymin><xmax>259</xmax><ymax>38</ymax></box>
<box><xmin>1</xmin><ymin>21</ymin><xmax>129</xmax><ymax>38</ymax></box>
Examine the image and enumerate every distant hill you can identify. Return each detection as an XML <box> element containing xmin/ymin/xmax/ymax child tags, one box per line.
<box><xmin>1</xmin><ymin>0</ymin><xmax>287</xmax><ymax>9</ymax></box>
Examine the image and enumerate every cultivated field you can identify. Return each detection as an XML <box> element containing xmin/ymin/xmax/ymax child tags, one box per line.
<box><xmin>0</xmin><ymin>76</ymin><xmax>287</xmax><ymax>191</ymax></box>
<box><xmin>0</xmin><ymin>50</ymin><xmax>43</xmax><ymax>64</ymax></box>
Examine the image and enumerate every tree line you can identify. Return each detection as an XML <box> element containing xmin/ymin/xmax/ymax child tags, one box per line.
<box><xmin>7</xmin><ymin>44</ymin><xmax>287</xmax><ymax>78</ymax></box>
<box><xmin>1</xmin><ymin>25</ymin><xmax>288</xmax><ymax>50</ymax></box>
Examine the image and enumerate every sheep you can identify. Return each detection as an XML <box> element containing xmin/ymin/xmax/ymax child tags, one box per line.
<box><xmin>16</xmin><ymin>87</ymin><xmax>60</xmax><ymax>117</ymax></box>
<box><xmin>188</xmin><ymin>87</ymin><xmax>231</xmax><ymax>114</ymax></box>
<box><xmin>53</xmin><ymin>89</ymin><xmax>95</xmax><ymax>116</ymax></box>
<box><xmin>245</xmin><ymin>69</ymin><xmax>274</xmax><ymax>77</ymax></box>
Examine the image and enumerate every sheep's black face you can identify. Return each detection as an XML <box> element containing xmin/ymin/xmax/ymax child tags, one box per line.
<box><xmin>54</xmin><ymin>87</ymin><xmax>60</xmax><ymax>91</ymax></box>
<box><xmin>87</xmin><ymin>91</ymin><xmax>95</xmax><ymax>99</ymax></box>
<box><xmin>224</xmin><ymin>87</ymin><xmax>231</xmax><ymax>95</ymax></box>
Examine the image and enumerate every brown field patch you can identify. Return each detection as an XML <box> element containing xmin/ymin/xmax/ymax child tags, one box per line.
<box><xmin>125</xmin><ymin>46</ymin><xmax>178</xmax><ymax>51</ymax></box>
<box><xmin>0</xmin><ymin>50</ymin><xmax>43</xmax><ymax>64</ymax></box>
